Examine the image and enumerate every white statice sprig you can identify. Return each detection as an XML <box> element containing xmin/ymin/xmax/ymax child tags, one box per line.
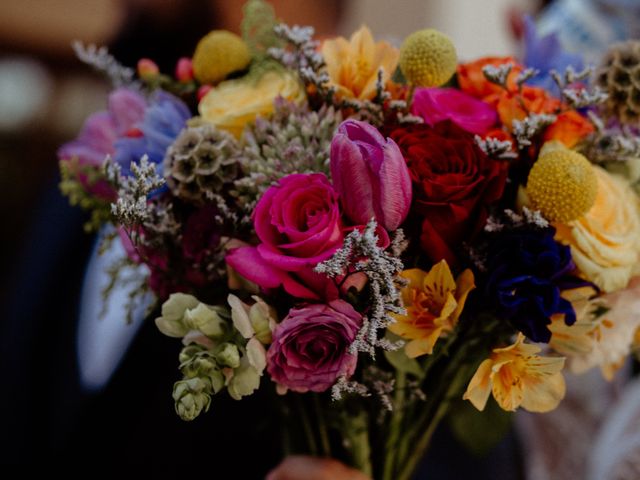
<box><xmin>550</xmin><ymin>66</ymin><xmax>608</xmax><ymax>109</ymax></box>
<box><xmin>482</xmin><ymin>63</ymin><xmax>514</xmax><ymax>89</ymax></box>
<box><xmin>315</xmin><ymin>221</ymin><xmax>406</xmax><ymax>361</ymax></box>
<box><xmin>474</xmin><ymin>135</ymin><xmax>518</xmax><ymax>159</ymax></box>
<box><xmin>72</xmin><ymin>41</ymin><xmax>140</xmax><ymax>89</ymax></box>
<box><xmin>106</xmin><ymin>155</ymin><xmax>165</xmax><ymax>228</ymax></box>
<box><xmin>512</xmin><ymin>113</ymin><xmax>557</xmax><ymax>148</ymax></box>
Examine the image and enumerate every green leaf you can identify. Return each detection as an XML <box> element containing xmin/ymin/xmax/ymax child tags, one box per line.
<box><xmin>448</xmin><ymin>396</ymin><xmax>512</xmax><ymax>458</ymax></box>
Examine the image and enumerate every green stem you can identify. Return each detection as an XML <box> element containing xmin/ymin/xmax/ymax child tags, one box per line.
<box><xmin>344</xmin><ymin>410</ymin><xmax>373</xmax><ymax>477</ymax></box>
<box><xmin>313</xmin><ymin>394</ymin><xmax>331</xmax><ymax>457</ymax></box>
<box><xmin>295</xmin><ymin>395</ymin><xmax>318</xmax><ymax>456</ymax></box>
<box><xmin>382</xmin><ymin>371</ymin><xmax>406</xmax><ymax>480</ymax></box>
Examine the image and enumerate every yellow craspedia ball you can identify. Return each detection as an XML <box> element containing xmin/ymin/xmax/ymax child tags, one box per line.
<box><xmin>192</xmin><ymin>30</ymin><xmax>251</xmax><ymax>84</ymax></box>
<box><xmin>399</xmin><ymin>29</ymin><xmax>457</xmax><ymax>87</ymax></box>
<box><xmin>527</xmin><ymin>149</ymin><xmax>598</xmax><ymax>223</ymax></box>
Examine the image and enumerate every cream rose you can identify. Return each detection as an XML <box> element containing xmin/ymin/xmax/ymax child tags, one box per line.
<box><xmin>555</xmin><ymin>166</ymin><xmax>640</xmax><ymax>292</ymax></box>
<box><xmin>198</xmin><ymin>70</ymin><xmax>305</xmax><ymax>138</ymax></box>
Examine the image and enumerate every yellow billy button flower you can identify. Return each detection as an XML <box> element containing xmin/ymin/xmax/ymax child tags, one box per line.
<box><xmin>526</xmin><ymin>142</ymin><xmax>598</xmax><ymax>223</ymax></box>
<box><xmin>322</xmin><ymin>25</ymin><xmax>399</xmax><ymax>101</ymax></box>
<box><xmin>192</xmin><ymin>30</ymin><xmax>251</xmax><ymax>85</ymax></box>
<box><xmin>389</xmin><ymin>260</ymin><xmax>475</xmax><ymax>358</ymax></box>
<box><xmin>399</xmin><ymin>29</ymin><xmax>457</xmax><ymax>87</ymax></box>
<box><xmin>464</xmin><ymin>333</ymin><xmax>566</xmax><ymax>413</ymax></box>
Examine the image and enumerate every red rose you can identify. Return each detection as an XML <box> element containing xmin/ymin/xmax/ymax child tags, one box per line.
<box><xmin>389</xmin><ymin>121</ymin><xmax>507</xmax><ymax>264</ymax></box>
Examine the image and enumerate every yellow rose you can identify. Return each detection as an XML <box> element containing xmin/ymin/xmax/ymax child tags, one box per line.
<box><xmin>198</xmin><ymin>71</ymin><xmax>305</xmax><ymax>138</ymax></box>
<box><xmin>555</xmin><ymin>166</ymin><xmax>640</xmax><ymax>293</ymax></box>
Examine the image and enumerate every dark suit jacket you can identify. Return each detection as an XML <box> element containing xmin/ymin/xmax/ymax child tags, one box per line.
<box><xmin>0</xmin><ymin>182</ymin><xmax>280</xmax><ymax>475</ymax></box>
<box><xmin>1</xmin><ymin>181</ymin><xmax>523</xmax><ymax>478</ymax></box>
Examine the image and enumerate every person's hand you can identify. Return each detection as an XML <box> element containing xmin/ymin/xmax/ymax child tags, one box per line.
<box><xmin>266</xmin><ymin>455</ymin><xmax>370</xmax><ymax>480</ymax></box>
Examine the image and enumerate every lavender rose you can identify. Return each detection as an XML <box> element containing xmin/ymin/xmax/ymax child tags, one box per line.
<box><xmin>267</xmin><ymin>301</ymin><xmax>362</xmax><ymax>392</ymax></box>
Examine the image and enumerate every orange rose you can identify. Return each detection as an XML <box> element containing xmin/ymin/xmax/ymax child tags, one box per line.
<box><xmin>496</xmin><ymin>85</ymin><xmax>560</xmax><ymax>129</ymax></box>
<box><xmin>457</xmin><ymin>56</ymin><xmax>522</xmax><ymax>100</ymax></box>
<box><xmin>543</xmin><ymin>110</ymin><xmax>594</xmax><ymax>148</ymax></box>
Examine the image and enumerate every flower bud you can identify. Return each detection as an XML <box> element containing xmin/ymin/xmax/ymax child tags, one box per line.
<box><xmin>173</xmin><ymin>377</ymin><xmax>212</xmax><ymax>421</ymax></box>
<box><xmin>330</xmin><ymin>119</ymin><xmax>411</xmax><ymax>230</ymax></box>
<box><xmin>215</xmin><ymin>342</ymin><xmax>241</xmax><ymax>368</ymax></box>
<box><xmin>184</xmin><ymin>303</ymin><xmax>226</xmax><ymax>338</ymax></box>
<box><xmin>175</xmin><ymin>57</ymin><xmax>194</xmax><ymax>82</ymax></box>
<box><xmin>137</xmin><ymin>58</ymin><xmax>160</xmax><ymax>79</ymax></box>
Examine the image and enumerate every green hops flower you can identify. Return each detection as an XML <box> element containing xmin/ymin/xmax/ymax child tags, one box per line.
<box><xmin>215</xmin><ymin>343</ymin><xmax>241</xmax><ymax>368</ymax></box>
<box><xmin>192</xmin><ymin>30</ymin><xmax>251</xmax><ymax>84</ymax></box>
<box><xmin>173</xmin><ymin>377</ymin><xmax>212</xmax><ymax>421</ymax></box>
<box><xmin>155</xmin><ymin>293</ymin><xmax>227</xmax><ymax>339</ymax></box>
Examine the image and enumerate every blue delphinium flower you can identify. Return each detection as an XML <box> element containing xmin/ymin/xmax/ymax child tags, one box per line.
<box><xmin>522</xmin><ymin>15</ymin><xmax>585</xmax><ymax>94</ymax></box>
<box><xmin>114</xmin><ymin>90</ymin><xmax>191</xmax><ymax>175</ymax></box>
<box><xmin>484</xmin><ymin>227</ymin><xmax>588</xmax><ymax>343</ymax></box>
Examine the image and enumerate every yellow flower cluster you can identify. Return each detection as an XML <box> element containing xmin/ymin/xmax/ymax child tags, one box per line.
<box><xmin>192</xmin><ymin>30</ymin><xmax>251</xmax><ymax>84</ymax></box>
<box><xmin>527</xmin><ymin>146</ymin><xmax>598</xmax><ymax>223</ymax></box>
<box><xmin>399</xmin><ymin>29</ymin><xmax>457</xmax><ymax>87</ymax></box>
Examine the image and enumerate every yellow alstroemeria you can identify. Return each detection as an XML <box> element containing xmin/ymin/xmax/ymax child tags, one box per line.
<box><xmin>389</xmin><ymin>260</ymin><xmax>475</xmax><ymax>358</ymax></box>
<box><xmin>321</xmin><ymin>25</ymin><xmax>399</xmax><ymax>101</ymax></box>
<box><xmin>464</xmin><ymin>333</ymin><xmax>566</xmax><ymax>413</ymax></box>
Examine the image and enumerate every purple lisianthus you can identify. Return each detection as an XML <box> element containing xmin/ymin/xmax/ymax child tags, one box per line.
<box><xmin>484</xmin><ymin>227</ymin><xmax>588</xmax><ymax>342</ymax></box>
<box><xmin>267</xmin><ymin>300</ymin><xmax>362</xmax><ymax>393</ymax></box>
<box><xmin>522</xmin><ymin>15</ymin><xmax>584</xmax><ymax>93</ymax></box>
<box><xmin>114</xmin><ymin>90</ymin><xmax>191</xmax><ymax>175</ymax></box>
<box><xmin>410</xmin><ymin>88</ymin><xmax>497</xmax><ymax>135</ymax></box>
<box><xmin>58</xmin><ymin>88</ymin><xmax>146</xmax><ymax>197</ymax></box>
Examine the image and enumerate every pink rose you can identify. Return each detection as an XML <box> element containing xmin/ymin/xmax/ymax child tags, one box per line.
<box><xmin>226</xmin><ymin>173</ymin><xmax>344</xmax><ymax>299</ymax></box>
<box><xmin>411</xmin><ymin>87</ymin><xmax>497</xmax><ymax>135</ymax></box>
<box><xmin>267</xmin><ymin>300</ymin><xmax>362</xmax><ymax>392</ymax></box>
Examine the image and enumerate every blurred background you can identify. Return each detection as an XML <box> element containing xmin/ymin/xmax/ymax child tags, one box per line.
<box><xmin>2</xmin><ymin>0</ymin><xmax>640</xmax><ymax>475</ymax></box>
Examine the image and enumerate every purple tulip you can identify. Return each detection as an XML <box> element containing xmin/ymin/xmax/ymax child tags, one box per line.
<box><xmin>330</xmin><ymin>119</ymin><xmax>411</xmax><ymax>230</ymax></box>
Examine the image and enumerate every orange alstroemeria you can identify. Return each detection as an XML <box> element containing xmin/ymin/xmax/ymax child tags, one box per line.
<box><xmin>463</xmin><ymin>333</ymin><xmax>566</xmax><ymax>412</ymax></box>
<box><xmin>389</xmin><ymin>261</ymin><xmax>475</xmax><ymax>358</ymax></box>
<box><xmin>457</xmin><ymin>56</ymin><xmax>523</xmax><ymax>100</ymax></box>
<box><xmin>543</xmin><ymin>110</ymin><xmax>595</xmax><ymax>148</ymax></box>
<box><xmin>321</xmin><ymin>25</ymin><xmax>399</xmax><ymax>101</ymax></box>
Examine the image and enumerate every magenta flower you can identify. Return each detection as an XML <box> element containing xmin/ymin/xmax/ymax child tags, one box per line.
<box><xmin>267</xmin><ymin>300</ymin><xmax>362</xmax><ymax>392</ymax></box>
<box><xmin>330</xmin><ymin>119</ymin><xmax>411</xmax><ymax>231</ymax></box>
<box><xmin>411</xmin><ymin>87</ymin><xmax>497</xmax><ymax>135</ymax></box>
<box><xmin>58</xmin><ymin>88</ymin><xmax>146</xmax><ymax>198</ymax></box>
<box><xmin>226</xmin><ymin>173</ymin><xmax>343</xmax><ymax>300</ymax></box>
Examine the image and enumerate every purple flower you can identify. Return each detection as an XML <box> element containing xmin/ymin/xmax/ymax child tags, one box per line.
<box><xmin>484</xmin><ymin>228</ymin><xmax>589</xmax><ymax>342</ymax></box>
<box><xmin>58</xmin><ymin>88</ymin><xmax>146</xmax><ymax>197</ymax></box>
<box><xmin>267</xmin><ymin>300</ymin><xmax>362</xmax><ymax>392</ymax></box>
<box><xmin>410</xmin><ymin>87</ymin><xmax>497</xmax><ymax>135</ymax></box>
<box><xmin>522</xmin><ymin>15</ymin><xmax>584</xmax><ymax>93</ymax></box>
<box><xmin>114</xmin><ymin>90</ymin><xmax>191</xmax><ymax>175</ymax></box>
<box><xmin>330</xmin><ymin>119</ymin><xmax>411</xmax><ymax>231</ymax></box>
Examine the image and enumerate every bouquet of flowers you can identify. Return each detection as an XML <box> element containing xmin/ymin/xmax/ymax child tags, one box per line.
<box><xmin>59</xmin><ymin>1</ymin><xmax>640</xmax><ymax>478</ymax></box>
